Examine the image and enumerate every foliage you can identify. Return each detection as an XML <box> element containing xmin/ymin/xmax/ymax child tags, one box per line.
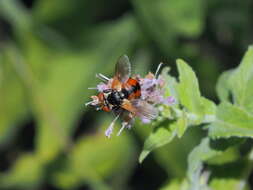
<box><xmin>139</xmin><ymin>46</ymin><xmax>253</xmax><ymax>189</ymax></box>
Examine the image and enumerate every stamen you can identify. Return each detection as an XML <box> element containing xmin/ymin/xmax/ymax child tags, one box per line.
<box><xmin>155</xmin><ymin>62</ymin><xmax>163</xmax><ymax>78</ymax></box>
<box><xmin>105</xmin><ymin>114</ymin><xmax>120</xmax><ymax>138</ymax></box>
<box><xmin>96</xmin><ymin>73</ymin><xmax>110</xmax><ymax>82</ymax></box>
<box><xmin>88</xmin><ymin>87</ymin><xmax>97</xmax><ymax>90</ymax></box>
<box><xmin>117</xmin><ymin>122</ymin><xmax>127</xmax><ymax>136</ymax></box>
<box><xmin>85</xmin><ymin>101</ymin><xmax>94</xmax><ymax>106</ymax></box>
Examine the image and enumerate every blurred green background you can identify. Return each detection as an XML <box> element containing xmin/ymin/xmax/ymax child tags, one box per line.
<box><xmin>0</xmin><ymin>0</ymin><xmax>252</xmax><ymax>189</ymax></box>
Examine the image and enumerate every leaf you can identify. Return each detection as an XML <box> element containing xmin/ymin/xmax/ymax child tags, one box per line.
<box><xmin>52</xmin><ymin>121</ymin><xmax>137</xmax><ymax>189</ymax></box>
<box><xmin>159</xmin><ymin>179</ymin><xmax>188</xmax><ymax>190</ymax></box>
<box><xmin>139</xmin><ymin>60</ymin><xmax>217</xmax><ymax>163</ymax></box>
<box><xmin>187</xmin><ymin>138</ymin><xmax>221</xmax><ymax>186</ymax></box>
<box><xmin>208</xmin><ymin>159</ymin><xmax>250</xmax><ymax>190</ymax></box>
<box><xmin>216</xmin><ymin>69</ymin><xmax>234</xmax><ymax>102</ymax></box>
<box><xmin>200</xmin><ymin>97</ymin><xmax>216</xmax><ymax>123</ymax></box>
<box><xmin>132</xmin><ymin>0</ymin><xmax>204</xmax><ymax>54</ymax></box>
<box><xmin>176</xmin><ymin>112</ymin><xmax>188</xmax><ymax>138</ymax></box>
<box><xmin>176</xmin><ymin>59</ymin><xmax>216</xmax><ymax>125</ymax></box>
<box><xmin>206</xmin><ymin>146</ymin><xmax>240</xmax><ymax>165</ymax></box>
<box><xmin>209</xmin><ymin>46</ymin><xmax>253</xmax><ymax>139</ymax></box>
<box><xmin>153</xmin><ymin>127</ymin><xmax>202</xmax><ymax>178</ymax></box>
<box><xmin>208</xmin><ymin>102</ymin><xmax>253</xmax><ymax>138</ymax></box>
<box><xmin>0</xmin><ymin>154</ymin><xmax>44</xmax><ymax>189</ymax></box>
<box><xmin>0</xmin><ymin>47</ymin><xmax>29</xmax><ymax>146</ymax></box>
<box><xmin>187</xmin><ymin>137</ymin><xmax>249</xmax><ymax>190</ymax></box>
<box><xmin>139</xmin><ymin>122</ymin><xmax>177</xmax><ymax>163</ymax></box>
<box><xmin>229</xmin><ymin>46</ymin><xmax>253</xmax><ymax>114</ymax></box>
<box><xmin>176</xmin><ymin>59</ymin><xmax>204</xmax><ymax>121</ymax></box>
<box><xmin>209</xmin><ymin>178</ymin><xmax>249</xmax><ymax>190</ymax></box>
<box><xmin>0</xmin><ymin>0</ymin><xmax>32</xmax><ymax>33</ymax></box>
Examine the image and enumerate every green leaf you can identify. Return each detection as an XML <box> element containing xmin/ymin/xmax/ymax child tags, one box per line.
<box><xmin>206</xmin><ymin>147</ymin><xmax>240</xmax><ymax>165</ymax></box>
<box><xmin>0</xmin><ymin>154</ymin><xmax>44</xmax><ymax>189</ymax></box>
<box><xmin>52</xmin><ymin>121</ymin><xmax>136</xmax><ymax>189</ymax></box>
<box><xmin>209</xmin><ymin>178</ymin><xmax>249</xmax><ymax>190</ymax></box>
<box><xmin>176</xmin><ymin>112</ymin><xmax>188</xmax><ymax>138</ymax></box>
<box><xmin>187</xmin><ymin>137</ymin><xmax>249</xmax><ymax>189</ymax></box>
<box><xmin>216</xmin><ymin>69</ymin><xmax>234</xmax><ymax>102</ymax></box>
<box><xmin>229</xmin><ymin>46</ymin><xmax>253</xmax><ymax>113</ymax></box>
<box><xmin>208</xmin><ymin>159</ymin><xmax>250</xmax><ymax>190</ymax></box>
<box><xmin>176</xmin><ymin>59</ymin><xmax>216</xmax><ymax>125</ymax></box>
<box><xmin>139</xmin><ymin>60</ymin><xmax>217</xmax><ymax>163</ymax></box>
<box><xmin>0</xmin><ymin>47</ymin><xmax>29</xmax><ymax>146</ymax></box>
<box><xmin>160</xmin><ymin>179</ymin><xmax>188</xmax><ymax>190</ymax></box>
<box><xmin>187</xmin><ymin>138</ymin><xmax>221</xmax><ymax>187</ymax></box>
<box><xmin>176</xmin><ymin>59</ymin><xmax>204</xmax><ymax>121</ymax></box>
<box><xmin>0</xmin><ymin>0</ymin><xmax>32</xmax><ymax>33</ymax></box>
<box><xmin>153</xmin><ymin>127</ymin><xmax>202</xmax><ymax>178</ymax></box>
<box><xmin>200</xmin><ymin>97</ymin><xmax>216</xmax><ymax>123</ymax></box>
<box><xmin>208</xmin><ymin>102</ymin><xmax>253</xmax><ymax>138</ymax></box>
<box><xmin>139</xmin><ymin>122</ymin><xmax>177</xmax><ymax>163</ymax></box>
<box><xmin>132</xmin><ymin>0</ymin><xmax>204</xmax><ymax>54</ymax></box>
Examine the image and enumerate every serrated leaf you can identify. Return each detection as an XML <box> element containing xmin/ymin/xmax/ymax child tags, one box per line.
<box><xmin>208</xmin><ymin>102</ymin><xmax>253</xmax><ymax>138</ymax></box>
<box><xmin>139</xmin><ymin>122</ymin><xmax>177</xmax><ymax>163</ymax></box>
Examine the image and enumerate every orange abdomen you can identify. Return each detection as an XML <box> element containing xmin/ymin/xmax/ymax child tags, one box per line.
<box><xmin>123</xmin><ymin>78</ymin><xmax>141</xmax><ymax>100</ymax></box>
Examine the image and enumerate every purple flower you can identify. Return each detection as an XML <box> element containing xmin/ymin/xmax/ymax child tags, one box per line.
<box><xmin>163</xmin><ymin>96</ymin><xmax>176</xmax><ymax>106</ymax></box>
<box><xmin>105</xmin><ymin>125</ymin><xmax>114</xmax><ymax>138</ymax></box>
<box><xmin>141</xmin><ymin>117</ymin><xmax>151</xmax><ymax>124</ymax></box>
<box><xmin>97</xmin><ymin>82</ymin><xmax>109</xmax><ymax>92</ymax></box>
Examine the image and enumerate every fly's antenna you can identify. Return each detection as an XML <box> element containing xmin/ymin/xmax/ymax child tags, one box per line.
<box><xmin>96</xmin><ymin>73</ymin><xmax>110</xmax><ymax>82</ymax></box>
<box><xmin>155</xmin><ymin>62</ymin><xmax>163</xmax><ymax>78</ymax></box>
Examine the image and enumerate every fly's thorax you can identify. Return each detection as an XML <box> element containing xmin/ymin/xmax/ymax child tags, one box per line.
<box><xmin>103</xmin><ymin>89</ymin><xmax>125</xmax><ymax>108</ymax></box>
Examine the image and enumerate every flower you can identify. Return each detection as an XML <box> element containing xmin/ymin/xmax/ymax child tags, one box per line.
<box><xmin>139</xmin><ymin>72</ymin><xmax>167</xmax><ymax>105</ymax></box>
<box><xmin>97</xmin><ymin>82</ymin><xmax>108</xmax><ymax>92</ymax></box>
<box><xmin>105</xmin><ymin>125</ymin><xmax>114</xmax><ymax>138</ymax></box>
<box><xmin>163</xmin><ymin>96</ymin><xmax>176</xmax><ymax>106</ymax></box>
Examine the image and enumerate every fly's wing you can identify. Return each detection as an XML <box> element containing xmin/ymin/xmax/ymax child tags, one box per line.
<box><xmin>121</xmin><ymin>99</ymin><xmax>158</xmax><ymax>120</ymax></box>
<box><xmin>132</xmin><ymin>99</ymin><xmax>158</xmax><ymax>120</ymax></box>
<box><xmin>115</xmin><ymin>55</ymin><xmax>131</xmax><ymax>83</ymax></box>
